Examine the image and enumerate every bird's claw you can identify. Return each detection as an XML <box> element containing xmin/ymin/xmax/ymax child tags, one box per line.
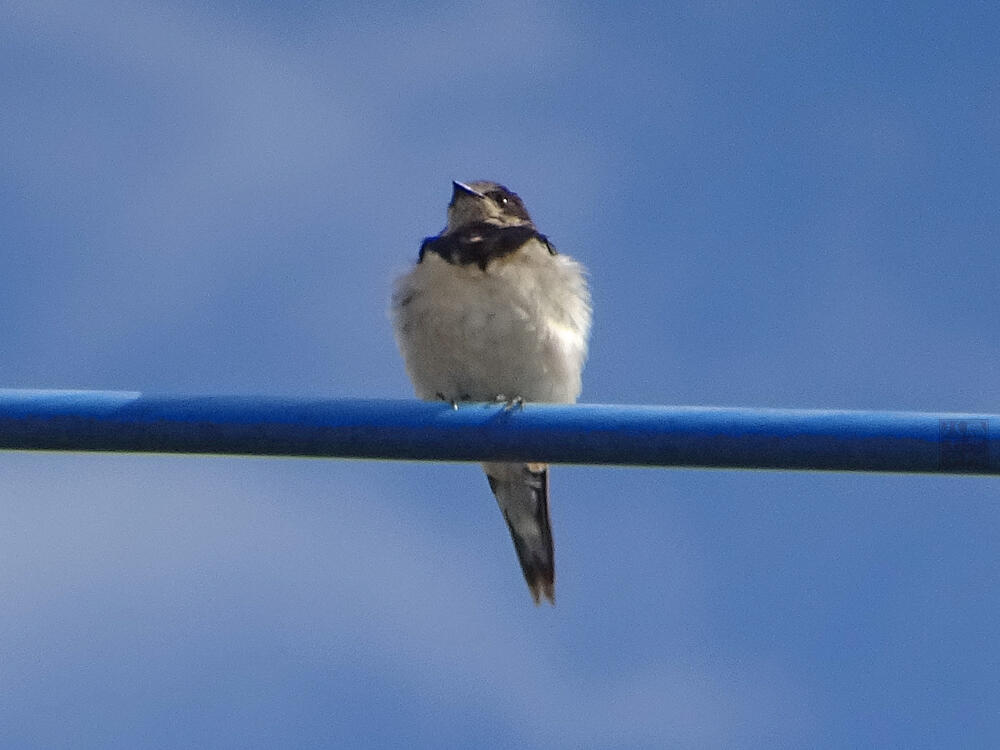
<box><xmin>436</xmin><ymin>392</ymin><xmax>460</xmax><ymax>410</ymax></box>
<box><xmin>495</xmin><ymin>394</ymin><xmax>525</xmax><ymax>411</ymax></box>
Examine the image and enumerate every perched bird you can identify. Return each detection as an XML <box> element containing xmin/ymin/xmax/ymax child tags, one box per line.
<box><xmin>391</xmin><ymin>180</ymin><xmax>591</xmax><ymax>604</ymax></box>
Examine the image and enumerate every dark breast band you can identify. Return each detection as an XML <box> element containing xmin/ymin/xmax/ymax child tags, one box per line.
<box><xmin>419</xmin><ymin>222</ymin><xmax>555</xmax><ymax>271</ymax></box>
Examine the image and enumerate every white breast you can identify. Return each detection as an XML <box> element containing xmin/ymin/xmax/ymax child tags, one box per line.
<box><xmin>391</xmin><ymin>239</ymin><xmax>591</xmax><ymax>404</ymax></box>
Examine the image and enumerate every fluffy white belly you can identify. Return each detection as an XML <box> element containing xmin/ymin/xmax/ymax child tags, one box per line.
<box><xmin>392</xmin><ymin>245</ymin><xmax>590</xmax><ymax>404</ymax></box>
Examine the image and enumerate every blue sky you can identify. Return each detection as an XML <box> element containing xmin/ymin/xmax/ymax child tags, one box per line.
<box><xmin>2</xmin><ymin>1</ymin><xmax>999</xmax><ymax>747</ymax></box>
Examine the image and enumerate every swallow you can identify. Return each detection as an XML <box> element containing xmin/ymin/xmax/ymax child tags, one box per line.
<box><xmin>391</xmin><ymin>180</ymin><xmax>591</xmax><ymax>604</ymax></box>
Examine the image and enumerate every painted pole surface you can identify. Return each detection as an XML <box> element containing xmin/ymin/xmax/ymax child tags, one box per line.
<box><xmin>0</xmin><ymin>389</ymin><xmax>996</xmax><ymax>474</ymax></box>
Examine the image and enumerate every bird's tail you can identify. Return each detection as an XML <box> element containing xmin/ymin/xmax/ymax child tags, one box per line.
<box><xmin>483</xmin><ymin>462</ymin><xmax>555</xmax><ymax>605</ymax></box>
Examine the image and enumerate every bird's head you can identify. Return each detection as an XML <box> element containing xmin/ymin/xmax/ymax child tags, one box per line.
<box><xmin>446</xmin><ymin>180</ymin><xmax>535</xmax><ymax>232</ymax></box>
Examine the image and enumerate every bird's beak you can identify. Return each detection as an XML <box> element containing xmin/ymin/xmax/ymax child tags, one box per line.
<box><xmin>452</xmin><ymin>181</ymin><xmax>486</xmax><ymax>200</ymax></box>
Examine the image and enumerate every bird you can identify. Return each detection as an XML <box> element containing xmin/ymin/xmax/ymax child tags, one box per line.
<box><xmin>391</xmin><ymin>180</ymin><xmax>591</xmax><ymax>604</ymax></box>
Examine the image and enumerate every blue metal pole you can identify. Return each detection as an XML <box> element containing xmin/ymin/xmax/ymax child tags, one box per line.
<box><xmin>0</xmin><ymin>389</ymin><xmax>996</xmax><ymax>474</ymax></box>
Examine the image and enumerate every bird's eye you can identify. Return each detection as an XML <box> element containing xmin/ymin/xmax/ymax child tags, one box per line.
<box><xmin>487</xmin><ymin>190</ymin><xmax>509</xmax><ymax>205</ymax></box>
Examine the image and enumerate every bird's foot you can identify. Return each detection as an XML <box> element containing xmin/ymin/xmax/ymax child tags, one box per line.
<box><xmin>436</xmin><ymin>392</ymin><xmax>460</xmax><ymax>410</ymax></box>
<box><xmin>495</xmin><ymin>394</ymin><xmax>525</xmax><ymax>412</ymax></box>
